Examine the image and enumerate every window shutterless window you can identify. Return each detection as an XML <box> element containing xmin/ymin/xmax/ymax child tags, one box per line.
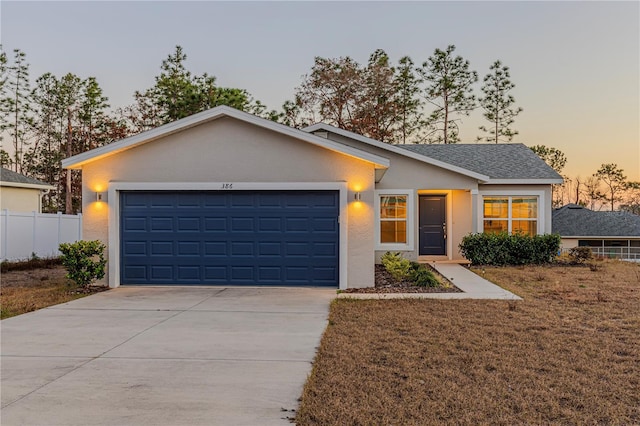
<box><xmin>380</xmin><ymin>195</ymin><xmax>407</xmax><ymax>243</ymax></box>
<box><xmin>375</xmin><ymin>190</ymin><xmax>414</xmax><ymax>250</ymax></box>
<box><xmin>483</xmin><ymin>196</ymin><xmax>538</xmax><ymax>236</ymax></box>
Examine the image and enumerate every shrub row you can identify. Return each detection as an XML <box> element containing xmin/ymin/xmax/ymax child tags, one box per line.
<box><xmin>459</xmin><ymin>232</ymin><xmax>561</xmax><ymax>266</ymax></box>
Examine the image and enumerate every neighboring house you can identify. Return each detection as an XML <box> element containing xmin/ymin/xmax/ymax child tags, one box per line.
<box><xmin>553</xmin><ymin>204</ymin><xmax>640</xmax><ymax>260</ymax></box>
<box><xmin>61</xmin><ymin>106</ymin><xmax>562</xmax><ymax>288</ymax></box>
<box><xmin>0</xmin><ymin>167</ymin><xmax>55</xmax><ymax>213</ymax></box>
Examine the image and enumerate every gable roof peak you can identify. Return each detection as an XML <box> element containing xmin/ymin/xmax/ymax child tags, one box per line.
<box><xmin>61</xmin><ymin>106</ymin><xmax>390</xmax><ymax>171</ymax></box>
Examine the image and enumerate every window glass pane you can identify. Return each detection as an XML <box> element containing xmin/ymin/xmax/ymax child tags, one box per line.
<box><xmin>579</xmin><ymin>240</ymin><xmax>603</xmax><ymax>247</ymax></box>
<box><xmin>513</xmin><ymin>220</ymin><xmax>537</xmax><ymax>236</ymax></box>
<box><xmin>604</xmin><ymin>240</ymin><xmax>626</xmax><ymax>247</ymax></box>
<box><xmin>630</xmin><ymin>240</ymin><xmax>640</xmax><ymax>247</ymax></box>
<box><xmin>483</xmin><ymin>220</ymin><xmax>508</xmax><ymax>234</ymax></box>
<box><xmin>483</xmin><ymin>197</ymin><xmax>508</xmax><ymax>218</ymax></box>
<box><xmin>380</xmin><ymin>220</ymin><xmax>407</xmax><ymax>243</ymax></box>
<box><xmin>380</xmin><ymin>196</ymin><xmax>407</xmax><ymax>219</ymax></box>
<box><xmin>512</xmin><ymin>198</ymin><xmax>538</xmax><ymax>218</ymax></box>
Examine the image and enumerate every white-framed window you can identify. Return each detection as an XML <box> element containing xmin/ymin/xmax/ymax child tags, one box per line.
<box><xmin>375</xmin><ymin>190</ymin><xmax>414</xmax><ymax>250</ymax></box>
<box><xmin>483</xmin><ymin>196</ymin><xmax>538</xmax><ymax>236</ymax></box>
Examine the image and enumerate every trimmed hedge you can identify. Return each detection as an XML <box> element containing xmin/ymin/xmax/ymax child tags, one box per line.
<box><xmin>459</xmin><ymin>232</ymin><xmax>561</xmax><ymax>266</ymax></box>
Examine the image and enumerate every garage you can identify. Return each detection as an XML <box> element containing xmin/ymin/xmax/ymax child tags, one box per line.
<box><xmin>120</xmin><ymin>190</ymin><xmax>340</xmax><ymax>286</ymax></box>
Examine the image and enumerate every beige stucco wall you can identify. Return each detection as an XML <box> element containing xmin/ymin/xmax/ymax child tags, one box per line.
<box><xmin>80</xmin><ymin>116</ymin><xmax>377</xmax><ymax>288</ymax></box>
<box><xmin>327</xmin><ymin>132</ymin><xmax>479</xmax><ymax>262</ymax></box>
<box><xmin>0</xmin><ymin>186</ymin><xmax>42</xmax><ymax>212</ymax></box>
<box><xmin>324</xmin><ymin>132</ymin><xmax>555</xmax><ymax>262</ymax></box>
<box><xmin>560</xmin><ymin>238</ymin><xmax>580</xmax><ymax>249</ymax></box>
<box><xmin>326</xmin><ymin>133</ymin><xmax>480</xmax><ymax>191</ymax></box>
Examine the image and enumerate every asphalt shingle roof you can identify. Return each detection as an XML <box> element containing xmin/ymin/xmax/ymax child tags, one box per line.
<box><xmin>0</xmin><ymin>167</ymin><xmax>52</xmax><ymax>187</ymax></box>
<box><xmin>552</xmin><ymin>204</ymin><xmax>640</xmax><ymax>237</ymax></box>
<box><xmin>398</xmin><ymin>143</ymin><xmax>562</xmax><ymax>180</ymax></box>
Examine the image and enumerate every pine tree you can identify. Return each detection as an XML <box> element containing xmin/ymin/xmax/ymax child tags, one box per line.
<box><xmin>78</xmin><ymin>77</ymin><xmax>109</xmax><ymax>151</ymax></box>
<box><xmin>0</xmin><ymin>45</ymin><xmax>10</xmax><ymax>166</ymax></box>
<box><xmin>393</xmin><ymin>56</ymin><xmax>422</xmax><ymax>144</ymax></box>
<box><xmin>419</xmin><ymin>45</ymin><xmax>478</xmax><ymax>144</ymax></box>
<box><xmin>594</xmin><ymin>164</ymin><xmax>629</xmax><ymax>211</ymax></box>
<box><xmin>3</xmin><ymin>48</ymin><xmax>33</xmax><ymax>171</ymax></box>
<box><xmin>477</xmin><ymin>60</ymin><xmax>522</xmax><ymax>143</ymax></box>
<box><xmin>121</xmin><ymin>46</ymin><xmax>255</xmax><ymax>131</ymax></box>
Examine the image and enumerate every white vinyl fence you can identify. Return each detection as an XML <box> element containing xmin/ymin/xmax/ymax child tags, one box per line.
<box><xmin>1</xmin><ymin>210</ymin><xmax>82</xmax><ymax>261</ymax></box>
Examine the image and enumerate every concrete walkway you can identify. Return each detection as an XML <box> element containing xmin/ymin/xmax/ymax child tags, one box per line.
<box><xmin>1</xmin><ymin>287</ymin><xmax>335</xmax><ymax>426</ymax></box>
<box><xmin>339</xmin><ymin>263</ymin><xmax>521</xmax><ymax>300</ymax></box>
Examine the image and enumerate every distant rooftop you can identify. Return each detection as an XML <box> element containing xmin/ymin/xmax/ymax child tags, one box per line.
<box><xmin>552</xmin><ymin>204</ymin><xmax>640</xmax><ymax>237</ymax></box>
<box><xmin>1</xmin><ymin>167</ymin><xmax>53</xmax><ymax>189</ymax></box>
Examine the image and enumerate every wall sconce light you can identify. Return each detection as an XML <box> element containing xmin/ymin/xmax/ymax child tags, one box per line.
<box><xmin>354</xmin><ymin>192</ymin><xmax>362</xmax><ymax>201</ymax></box>
<box><xmin>96</xmin><ymin>192</ymin><xmax>104</xmax><ymax>202</ymax></box>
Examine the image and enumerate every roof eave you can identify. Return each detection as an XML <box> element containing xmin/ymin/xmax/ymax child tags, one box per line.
<box><xmin>303</xmin><ymin>123</ymin><xmax>490</xmax><ymax>182</ymax></box>
<box><xmin>0</xmin><ymin>181</ymin><xmax>55</xmax><ymax>190</ymax></box>
<box><xmin>484</xmin><ymin>178</ymin><xmax>564</xmax><ymax>185</ymax></box>
<box><xmin>559</xmin><ymin>235</ymin><xmax>640</xmax><ymax>239</ymax></box>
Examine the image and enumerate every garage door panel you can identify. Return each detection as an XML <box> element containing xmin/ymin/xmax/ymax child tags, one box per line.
<box><xmin>204</xmin><ymin>217</ymin><xmax>227</xmax><ymax>232</ymax></box>
<box><xmin>123</xmin><ymin>217</ymin><xmax>146</xmax><ymax>231</ymax></box>
<box><xmin>123</xmin><ymin>241</ymin><xmax>147</xmax><ymax>256</ymax></box>
<box><xmin>176</xmin><ymin>217</ymin><xmax>200</xmax><ymax>231</ymax></box>
<box><xmin>230</xmin><ymin>217</ymin><xmax>255</xmax><ymax>232</ymax></box>
<box><xmin>120</xmin><ymin>190</ymin><xmax>339</xmax><ymax>286</ymax></box>
<box><xmin>125</xmin><ymin>265</ymin><xmax>147</xmax><ymax>280</ymax></box>
<box><xmin>151</xmin><ymin>265</ymin><xmax>173</xmax><ymax>280</ymax></box>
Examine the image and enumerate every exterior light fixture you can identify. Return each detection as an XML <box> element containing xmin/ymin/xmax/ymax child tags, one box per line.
<box><xmin>354</xmin><ymin>192</ymin><xmax>362</xmax><ymax>201</ymax></box>
<box><xmin>96</xmin><ymin>192</ymin><xmax>104</xmax><ymax>202</ymax></box>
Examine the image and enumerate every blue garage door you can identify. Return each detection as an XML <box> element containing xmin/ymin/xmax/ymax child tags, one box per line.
<box><xmin>120</xmin><ymin>190</ymin><xmax>339</xmax><ymax>286</ymax></box>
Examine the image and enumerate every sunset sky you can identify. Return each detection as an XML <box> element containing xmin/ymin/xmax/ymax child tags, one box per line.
<box><xmin>2</xmin><ymin>1</ymin><xmax>638</xmax><ymax>180</ymax></box>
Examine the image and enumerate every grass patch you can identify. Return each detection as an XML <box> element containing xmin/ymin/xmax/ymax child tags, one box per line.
<box><xmin>296</xmin><ymin>260</ymin><xmax>640</xmax><ymax>425</ymax></box>
<box><xmin>1</xmin><ymin>266</ymin><xmax>106</xmax><ymax>319</ymax></box>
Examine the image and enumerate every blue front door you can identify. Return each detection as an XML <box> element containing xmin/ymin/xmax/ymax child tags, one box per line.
<box><xmin>120</xmin><ymin>190</ymin><xmax>339</xmax><ymax>286</ymax></box>
<box><xmin>419</xmin><ymin>195</ymin><xmax>447</xmax><ymax>256</ymax></box>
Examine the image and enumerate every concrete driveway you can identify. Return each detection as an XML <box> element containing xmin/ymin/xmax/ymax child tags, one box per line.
<box><xmin>1</xmin><ymin>287</ymin><xmax>335</xmax><ymax>426</ymax></box>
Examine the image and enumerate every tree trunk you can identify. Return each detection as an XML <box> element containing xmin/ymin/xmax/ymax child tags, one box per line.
<box><xmin>65</xmin><ymin>110</ymin><xmax>73</xmax><ymax>214</ymax></box>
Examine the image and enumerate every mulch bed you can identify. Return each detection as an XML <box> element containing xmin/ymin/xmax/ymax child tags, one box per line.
<box><xmin>342</xmin><ymin>264</ymin><xmax>462</xmax><ymax>293</ymax></box>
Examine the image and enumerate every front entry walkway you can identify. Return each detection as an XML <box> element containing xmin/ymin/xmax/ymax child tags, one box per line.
<box><xmin>429</xmin><ymin>263</ymin><xmax>521</xmax><ymax>300</ymax></box>
<box><xmin>1</xmin><ymin>287</ymin><xmax>335</xmax><ymax>426</ymax></box>
<box><xmin>339</xmin><ymin>263</ymin><xmax>521</xmax><ymax>300</ymax></box>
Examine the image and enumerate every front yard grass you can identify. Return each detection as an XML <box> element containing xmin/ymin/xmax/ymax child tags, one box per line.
<box><xmin>296</xmin><ymin>260</ymin><xmax>640</xmax><ymax>425</ymax></box>
<box><xmin>0</xmin><ymin>265</ymin><xmax>105</xmax><ymax>319</ymax></box>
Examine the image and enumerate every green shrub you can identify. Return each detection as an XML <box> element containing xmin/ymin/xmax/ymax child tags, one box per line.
<box><xmin>411</xmin><ymin>267</ymin><xmax>439</xmax><ymax>287</ymax></box>
<box><xmin>58</xmin><ymin>240</ymin><xmax>107</xmax><ymax>288</ymax></box>
<box><xmin>568</xmin><ymin>247</ymin><xmax>594</xmax><ymax>264</ymax></box>
<box><xmin>381</xmin><ymin>252</ymin><xmax>440</xmax><ymax>286</ymax></box>
<box><xmin>459</xmin><ymin>232</ymin><xmax>561</xmax><ymax>266</ymax></box>
<box><xmin>380</xmin><ymin>251</ymin><xmax>413</xmax><ymax>281</ymax></box>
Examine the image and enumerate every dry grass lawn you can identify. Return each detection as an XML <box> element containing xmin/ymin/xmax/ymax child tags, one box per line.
<box><xmin>0</xmin><ymin>266</ymin><xmax>104</xmax><ymax>319</ymax></box>
<box><xmin>296</xmin><ymin>260</ymin><xmax>640</xmax><ymax>425</ymax></box>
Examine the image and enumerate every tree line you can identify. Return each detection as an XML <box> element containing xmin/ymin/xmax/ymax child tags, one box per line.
<box><xmin>285</xmin><ymin>46</ymin><xmax>522</xmax><ymax>145</ymax></box>
<box><xmin>1</xmin><ymin>44</ymin><xmax>637</xmax><ymax>215</ymax></box>
<box><xmin>0</xmin><ymin>45</ymin><xmax>272</xmax><ymax>213</ymax></box>
<box><xmin>530</xmin><ymin>145</ymin><xmax>639</xmax><ymax>213</ymax></box>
